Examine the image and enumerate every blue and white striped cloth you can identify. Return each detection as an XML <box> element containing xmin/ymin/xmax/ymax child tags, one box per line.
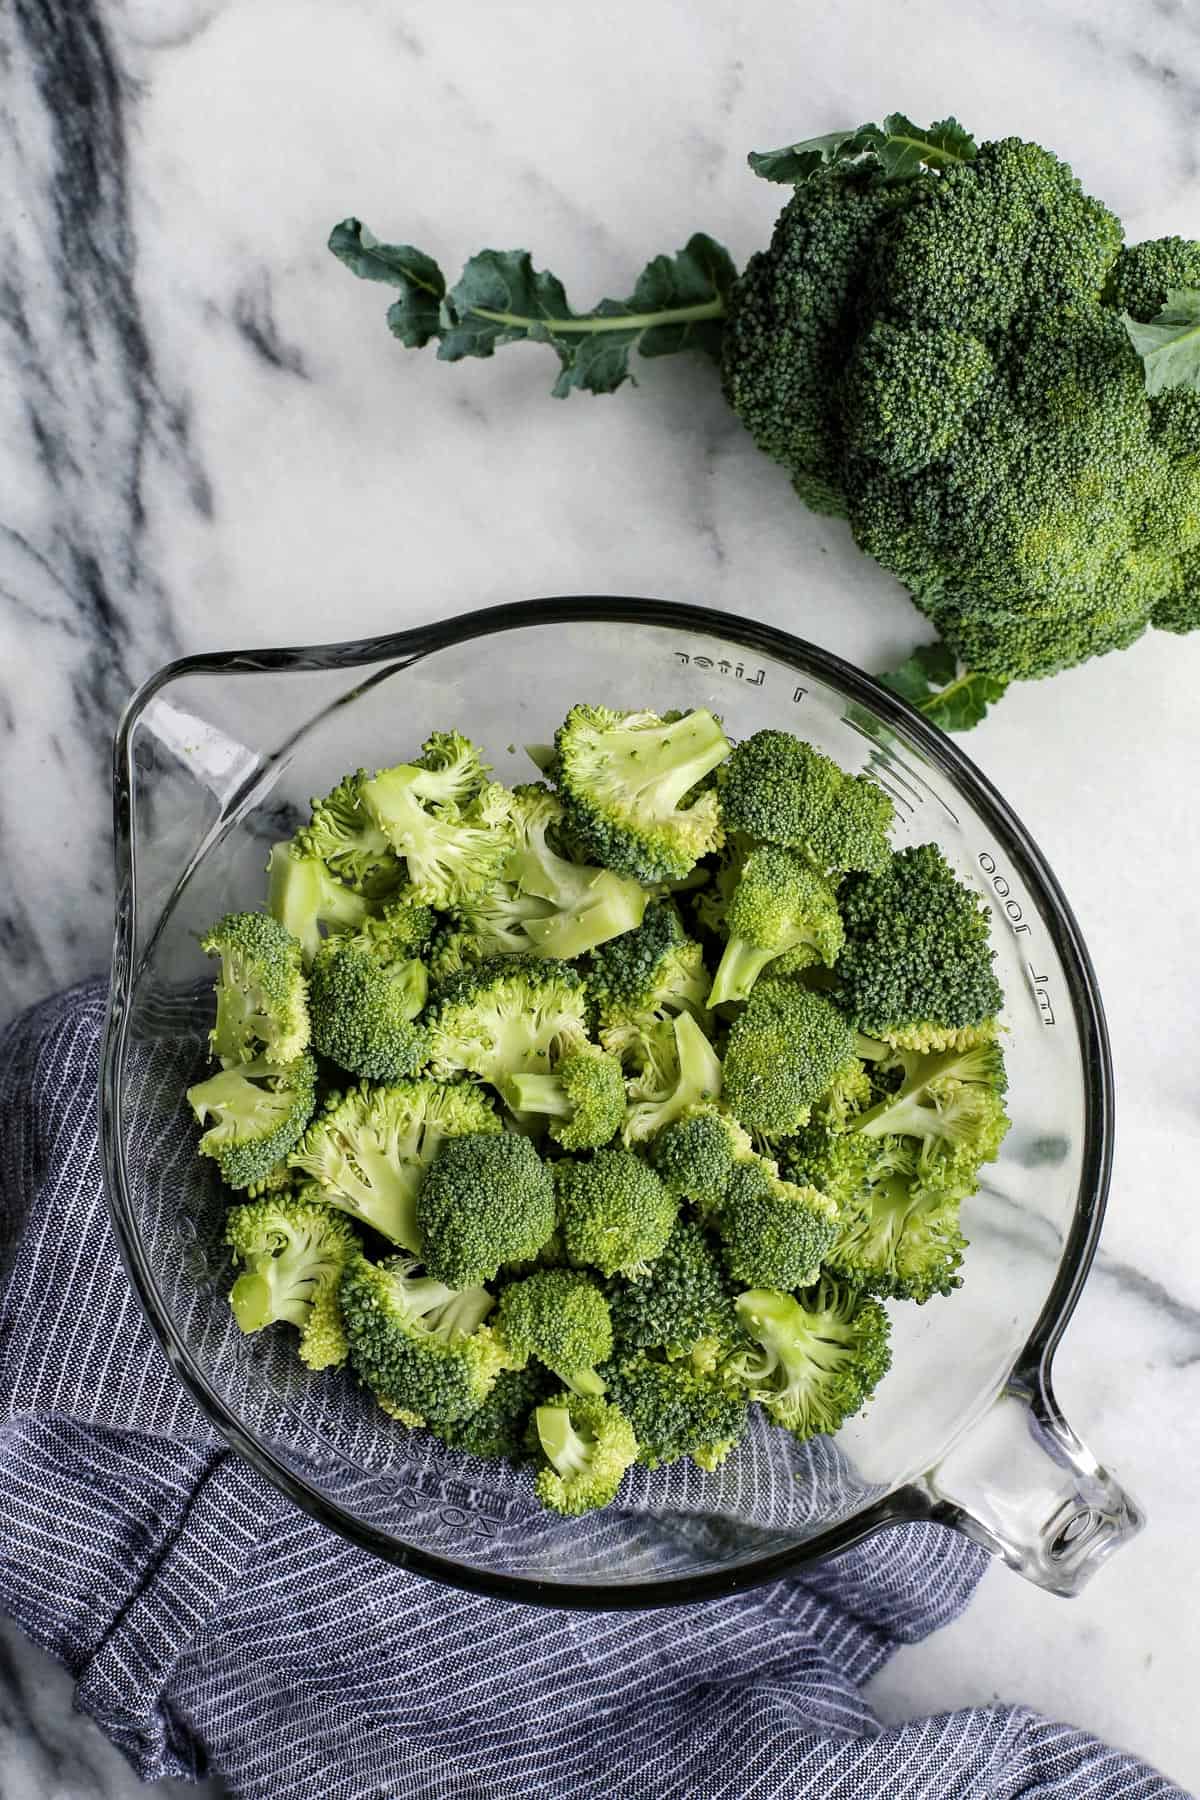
<box><xmin>0</xmin><ymin>985</ymin><xmax>1189</xmax><ymax>1799</ymax></box>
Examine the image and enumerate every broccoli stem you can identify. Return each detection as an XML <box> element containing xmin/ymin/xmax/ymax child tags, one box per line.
<box><xmin>229</xmin><ymin>1271</ymin><xmax>276</xmax><ymax>1332</ymax></box>
<box><xmin>562</xmin><ymin>1367</ymin><xmax>607</xmax><ymax>1398</ymax></box>
<box><xmin>467</xmin><ymin>298</ymin><xmax>727</xmax><ymax>335</ymax></box>
<box><xmin>708</xmin><ymin>937</ymin><xmax>779</xmax><ymax>1007</ymax></box>
<box><xmin>504</xmin><ymin>1071</ymin><xmax>571</xmax><ymax>1119</ymax></box>
<box><xmin>535</xmin><ymin>1404</ymin><xmax>590</xmax><ymax>1476</ymax></box>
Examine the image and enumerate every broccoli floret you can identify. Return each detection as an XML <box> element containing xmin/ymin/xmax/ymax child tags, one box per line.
<box><xmin>649</xmin><ymin>1103</ymin><xmax>755</xmax><ymax>1207</ymax></box>
<box><xmin>620</xmin><ymin>1011</ymin><xmax>724</xmax><ymax>1146</ymax></box>
<box><xmin>708</xmin><ymin>846</ymin><xmax>844</xmax><ymax>1006</ymax></box>
<box><xmin>531</xmin><ymin>1392</ymin><xmax>639</xmax><ymax>1516</ymax></box>
<box><xmin>295</xmin><ymin>771</ymin><xmax>404</xmax><ymax>898</ymax></box>
<box><xmin>552</xmin><ymin>705</ymin><xmax>730</xmax><ymax>882</ymax></box>
<box><xmin>728</xmin><ymin>1282</ymin><xmax>891</xmax><ymax>1440</ymax></box>
<box><xmin>607</xmin><ymin>1217</ymin><xmax>738</xmax><ymax>1358</ymax></box>
<box><xmin>835</xmin><ymin>845</ymin><xmax>1003</xmax><ymax>1050</ymax></box>
<box><xmin>470</xmin><ymin>783</ymin><xmax>649</xmax><ymax>960</ymax></box>
<box><xmin>496</xmin><ymin>1270</ymin><xmax>613</xmax><ymax>1395</ymax></box>
<box><xmin>266</xmin><ymin>842</ymin><xmax>371</xmax><ymax>967</ymax></box>
<box><xmin>200</xmin><ymin>911</ymin><xmax>311</xmax><ymax>1066</ymax></box>
<box><xmin>715</xmin><ymin>732</ymin><xmax>893</xmax><ymax>874</ymax></box>
<box><xmin>589</xmin><ymin>904</ymin><xmax>713</xmax><ymax>1069</ymax></box>
<box><xmin>224</xmin><ymin>1197</ymin><xmax>358</xmax><ymax>1370</ymax></box>
<box><xmin>416</xmin><ymin>1132</ymin><xmax>556</xmax><ymax>1287</ymax></box>
<box><xmin>715</xmin><ymin>1158</ymin><xmax>838</xmax><ymax>1290</ymax></box>
<box><xmin>359</xmin><ymin>762</ymin><xmax>516</xmax><ymax>909</ymax></box>
<box><xmin>289</xmin><ymin>1078</ymin><xmax>500</xmax><ymax>1251</ymax></box>
<box><xmin>425</xmin><ymin>955</ymin><xmax>589</xmax><ymax>1105</ymax></box>
<box><xmin>340</xmin><ymin>1252</ymin><xmax>510</xmax><ymax>1424</ymax></box>
<box><xmin>852</xmin><ymin>1037</ymin><xmax>1011</xmax><ymax>1170</ymax></box>
<box><xmin>722</xmin><ymin>981</ymin><xmax>857</xmax><ymax>1137</ymax></box>
<box><xmin>503</xmin><ymin>1040</ymin><xmax>626</xmax><ymax>1150</ymax></box>
<box><xmin>308</xmin><ymin>913</ymin><xmax>430</xmax><ymax>1082</ymax></box>
<box><xmin>555</xmin><ymin>1147</ymin><xmax>677</xmax><ymax>1278</ymax></box>
<box><xmin>825</xmin><ymin>1137</ymin><xmax>971</xmax><ymax>1303</ymax></box>
<box><xmin>602</xmin><ymin>1351</ymin><xmax>747</xmax><ymax>1470</ymax></box>
<box><xmin>188</xmin><ymin>1052</ymin><xmax>318</xmax><ymax>1190</ymax></box>
<box><xmin>431</xmin><ymin>1364</ymin><xmax>549</xmax><ymax>1461</ymax></box>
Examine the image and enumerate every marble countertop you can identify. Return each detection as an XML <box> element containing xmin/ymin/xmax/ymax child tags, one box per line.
<box><xmin>2</xmin><ymin>0</ymin><xmax>1199</xmax><ymax>1793</ymax></box>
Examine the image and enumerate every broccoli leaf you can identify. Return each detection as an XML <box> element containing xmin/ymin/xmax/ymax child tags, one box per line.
<box><xmin>327</xmin><ymin>221</ymin><xmax>445</xmax><ymax>348</ymax></box>
<box><xmin>749</xmin><ymin>114</ymin><xmax>976</xmax><ymax>186</ymax></box>
<box><xmin>1122</xmin><ymin>287</ymin><xmax>1200</xmax><ymax>395</ymax></box>
<box><xmin>880</xmin><ymin>642</ymin><xmax>1007</xmax><ymax>731</ymax></box>
<box><xmin>330</xmin><ymin>225</ymin><xmax>735</xmax><ymax>396</ymax></box>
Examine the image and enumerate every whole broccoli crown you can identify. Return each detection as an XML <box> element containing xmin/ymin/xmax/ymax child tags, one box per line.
<box><xmin>715</xmin><ymin>1159</ymin><xmax>839</xmax><ymax>1291</ymax></box>
<box><xmin>842</xmin><ymin>321</ymin><xmax>993</xmax><ymax>476</ymax></box>
<box><xmin>553</xmin><ymin>704</ymin><xmax>730</xmax><ymax>883</ymax></box>
<box><xmin>721</xmin><ymin>982</ymin><xmax>857</xmax><ymax>1137</ymax></box>
<box><xmin>188</xmin><ymin>1052</ymin><xmax>318</xmax><ymax>1190</ymax></box>
<box><xmin>266</xmin><ymin>842</ymin><xmax>371</xmax><ymax>968</ymax></box>
<box><xmin>289</xmin><ymin>1077</ymin><xmax>500</xmax><ymax>1251</ymax></box>
<box><xmin>425</xmin><ymin>954</ymin><xmax>588</xmax><ymax>1087</ymax></box>
<box><xmin>340</xmin><ymin>1252</ymin><xmax>507</xmax><ymax>1424</ymax></box>
<box><xmin>432</xmin><ymin>1364</ymin><xmax>549</xmax><ymax>1462</ymax></box>
<box><xmin>835</xmin><ymin>844</ymin><xmax>1003</xmax><ymax>1043</ymax></box>
<box><xmin>601</xmin><ymin>1351</ymin><xmax>747</xmax><ymax>1470</ymax></box>
<box><xmin>225</xmin><ymin>1198</ymin><xmax>358</xmax><ymax>1369</ymax></box>
<box><xmin>730</xmin><ymin>1281</ymin><xmax>892</xmax><ymax>1439</ymax></box>
<box><xmin>417</xmin><ymin>1131</ymin><xmax>556</xmax><ymax>1288</ymax></box>
<box><xmin>308</xmin><ymin>933</ymin><xmax>429</xmax><ymax>1082</ymax></box>
<box><xmin>200</xmin><ymin>910</ymin><xmax>311</xmax><ymax>1066</ymax></box>
<box><xmin>608</xmin><ymin>1217</ymin><xmax>738</xmax><ymax>1357</ymax></box>
<box><xmin>496</xmin><ymin>1269</ymin><xmax>613</xmax><ymax>1389</ymax></box>
<box><xmin>555</xmin><ymin>1148</ymin><xmax>678</xmax><ymax>1278</ymax></box>
<box><xmin>715</xmin><ymin>732</ymin><xmax>892</xmax><ymax>873</ymax></box>
<box><xmin>649</xmin><ymin>1103</ymin><xmax>754</xmax><ymax>1205</ymax></box>
<box><xmin>820</xmin><ymin>1137</ymin><xmax>969</xmax><ymax>1303</ymax></box>
<box><xmin>295</xmin><ymin>771</ymin><xmax>403</xmax><ymax>898</ymax></box>
<box><xmin>550</xmin><ymin>1043</ymin><xmax>627</xmax><ymax>1150</ymax></box>
<box><xmin>532</xmin><ymin>1392</ymin><xmax>639</xmax><ymax>1516</ymax></box>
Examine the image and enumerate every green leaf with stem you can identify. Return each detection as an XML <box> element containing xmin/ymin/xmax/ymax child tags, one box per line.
<box><xmin>1122</xmin><ymin>288</ymin><xmax>1200</xmax><ymax>395</ymax></box>
<box><xmin>749</xmin><ymin>114</ymin><xmax>976</xmax><ymax>185</ymax></box>
<box><xmin>879</xmin><ymin>641</ymin><xmax>1007</xmax><ymax>731</ymax></box>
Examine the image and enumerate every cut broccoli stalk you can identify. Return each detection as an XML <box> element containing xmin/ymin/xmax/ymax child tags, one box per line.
<box><xmin>621</xmin><ymin>1010</ymin><xmax>724</xmax><ymax>1145</ymax></box>
<box><xmin>266</xmin><ymin>843</ymin><xmax>370</xmax><ymax>967</ymax></box>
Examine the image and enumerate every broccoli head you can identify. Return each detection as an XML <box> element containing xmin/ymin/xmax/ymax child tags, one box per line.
<box><xmin>358</xmin><ymin>731</ymin><xmax>515</xmax><ymax>907</ymax></box>
<box><xmin>553</xmin><ymin>705</ymin><xmax>730</xmax><ymax>882</ymax></box>
<box><xmin>416</xmin><ymin>1131</ymin><xmax>556</xmax><ymax>1287</ymax></box>
<box><xmin>295</xmin><ymin>770</ymin><xmax>404</xmax><ymax>898</ymax></box>
<box><xmin>721</xmin><ymin>981</ymin><xmax>857</xmax><ymax>1137</ymax></box>
<box><xmin>496</xmin><ymin>1269</ymin><xmax>613</xmax><ymax>1395</ymax></box>
<box><xmin>289</xmin><ymin>1078</ymin><xmax>500</xmax><ymax>1251</ymax></box>
<box><xmin>649</xmin><ymin>1103</ymin><xmax>754</xmax><ymax>1207</ymax></box>
<box><xmin>555</xmin><ymin>1147</ymin><xmax>677</xmax><ymax>1278</ymax></box>
<box><xmin>715</xmin><ymin>732</ymin><xmax>892</xmax><ymax>874</ymax></box>
<box><xmin>430</xmin><ymin>1364</ymin><xmax>549</xmax><ymax>1462</ymax></box>
<box><xmin>715</xmin><ymin>1158</ymin><xmax>838</xmax><ymax>1290</ymax></box>
<box><xmin>589</xmin><ymin>902</ymin><xmax>713</xmax><ymax>1064</ymax></box>
<box><xmin>188</xmin><ymin>1052</ymin><xmax>318</xmax><ymax>1190</ymax></box>
<box><xmin>503</xmin><ymin>1039</ymin><xmax>626</xmax><ymax>1150</ymax></box>
<box><xmin>266</xmin><ymin>842</ymin><xmax>371</xmax><ymax>968</ymax></box>
<box><xmin>425</xmin><ymin>955</ymin><xmax>589</xmax><ymax>1102</ymax></box>
<box><xmin>225</xmin><ymin>1197</ymin><xmax>359</xmax><ymax>1370</ymax></box>
<box><xmin>835</xmin><ymin>844</ymin><xmax>1003</xmax><ymax>1050</ymax></box>
<box><xmin>531</xmin><ymin>1392</ymin><xmax>639</xmax><ymax>1516</ymax></box>
<box><xmin>707</xmin><ymin>845</ymin><xmax>844</xmax><ymax>1006</ymax></box>
<box><xmin>607</xmin><ymin>1217</ymin><xmax>738</xmax><ymax>1359</ymax></box>
<box><xmin>602</xmin><ymin>1351</ymin><xmax>747</xmax><ymax>1470</ymax></box>
<box><xmin>308</xmin><ymin>910</ymin><xmax>430</xmax><ymax>1081</ymax></box>
<box><xmin>341</xmin><ymin>1252</ymin><xmax>511</xmax><ymax>1424</ymax></box>
<box><xmin>200</xmin><ymin>911</ymin><xmax>311</xmax><ymax>1066</ymax></box>
<box><xmin>852</xmin><ymin>1037</ymin><xmax>1011</xmax><ymax>1171</ymax></box>
<box><xmin>728</xmin><ymin>1282</ymin><xmax>891</xmax><ymax>1440</ymax></box>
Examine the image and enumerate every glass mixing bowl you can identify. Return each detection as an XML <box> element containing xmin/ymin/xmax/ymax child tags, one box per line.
<box><xmin>102</xmin><ymin>598</ymin><xmax>1143</xmax><ymax>1607</ymax></box>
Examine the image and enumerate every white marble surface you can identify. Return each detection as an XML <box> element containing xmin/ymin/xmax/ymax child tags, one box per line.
<box><xmin>1</xmin><ymin>0</ymin><xmax>1199</xmax><ymax>1793</ymax></box>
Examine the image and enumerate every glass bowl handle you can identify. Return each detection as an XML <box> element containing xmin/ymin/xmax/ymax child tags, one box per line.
<box><xmin>920</xmin><ymin>1383</ymin><xmax>1144</xmax><ymax>1596</ymax></box>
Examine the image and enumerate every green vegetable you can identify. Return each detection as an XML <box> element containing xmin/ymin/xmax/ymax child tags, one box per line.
<box><xmin>425</xmin><ymin>954</ymin><xmax>589</xmax><ymax>1105</ymax></box>
<box><xmin>503</xmin><ymin>1039</ymin><xmax>626</xmax><ymax>1150</ymax></box>
<box><xmin>648</xmin><ymin>1103</ymin><xmax>754</xmax><ymax>1207</ymax></box>
<box><xmin>266</xmin><ymin>842</ymin><xmax>371</xmax><ymax>968</ymax></box>
<box><xmin>496</xmin><ymin>1269</ymin><xmax>613</xmax><ymax>1396</ymax></box>
<box><xmin>602</xmin><ymin>1350</ymin><xmax>747</xmax><ymax>1470</ymax></box>
<box><xmin>308</xmin><ymin>912</ymin><xmax>430</xmax><ymax>1082</ymax></box>
<box><xmin>716</xmin><ymin>733</ymin><xmax>892</xmax><ymax>873</ymax></box>
<box><xmin>416</xmin><ymin>1131</ymin><xmax>556</xmax><ymax>1287</ymax></box>
<box><xmin>200</xmin><ymin>911</ymin><xmax>311</xmax><ymax>1066</ymax></box>
<box><xmin>188</xmin><ymin>1052</ymin><xmax>318</xmax><ymax>1190</ymax></box>
<box><xmin>531</xmin><ymin>1392</ymin><xmax>639</xmax><ymax>1515</ymax></box>
<box><xmin>879</xmin><ymin>642</ymin><xmax>1009</xmax><ymax>733</ymax></box>
<box><xmin>721</xmin><ymin>982</ymin><xmax>857</xmax><ymax>1137</ymax></box>
<box><xmin>707</xmin><ymin>845</ymin><xmax>844</xmax><ymax>1006</ymax></box>
<box><xmin>728</xmin><ymin>1282</ymin><xmax>891</xmax><ymax>1439</ymax></box>
<box><xmin>554</xmin><ymin>1147</ymin><xmax>677</xmax><ymax>1278</ymax></box>
<box><xmin>340</xmin><ymin>1252</ymin><xmax>511</xmax><ymax>1425</ymax></box>
<box><xmin>714</xmin><ymin>1158</ymin><xmax>838</xmax><ymax>1290</ymax></box>
<box><xmin>620</xmin><ymin>1010</ymin><xmax>724</xmax><ymax>1146</ymax></box>
<box><xmin>225</xmin><ymin>1198</ymin><xmax>358</xmax><ymax>1370</ymax></box>
<box><xmin>607</xmin><ymin>1217</ymin><xmax>738</xmax><ymax>1360</ymax></box>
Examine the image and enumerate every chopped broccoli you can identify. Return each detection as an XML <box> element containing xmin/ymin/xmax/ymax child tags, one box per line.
<box><xmin>608</xmin><ymin>1217</ymin><xmax>738</xmax><ymax>1358</ymax></box>
<box><xmin>602</xmin><ymin>1351</ymin><xmax>747</xmax><ymax>1469</ymax></box>
<box><xmin>416</xmin><ymin>1131</ymin><xmax>556</xmax><ymax>1287</ymax></box>
<box><xmin>225</xmin><ymin>1197</ymin><xmax>358</xmax><ymax>1370</ymax></box>
<box><xmin>496</xmin><ymin>1269</ymin><xmax>613</xmax><ymax>1395</ymax></box>
<box><xmin>715</xmin><ymin>1158</ymin><xmax>838</xmax><ymax>1290</ymax></box>
<box><xmin>503</xmin><ymin>1039</ymin><xmax>626</xmax><ymax>1150</ymax></box>
<box><xmin>620</xmin><ymin>1011</ymin><xmax>724</xmax><ymax>1146</ymax></box>
<box><xmin>834</xmin><ymin>845</ymin><xmax>1004</xmax><ymax>1050</ymax></box>
<box><xmin>289</xmin><ymin>1078</ymin><xmax>500</xmax><ymax>1251</ymax></box>
<box><xmin>852</xmin><ymin>1037</ymin><xmax>1011</xmax><ymax>1172</ymax></box>
<box><xmin>340</xmin><ymin>1252</ymin><xmax>510</xmax><ymax>1424</ymax></box>
<box><xmin>188</xmin><ymin>1052</ymin><xmax>318</xmax><ymax>1190</ymax></box>
<box><xmin>425</xmin><ymin>955</ymin><xmax>589</xmax><ymax>1105</ymax></box>
<box><xmin>708</xmin><ymin>845</ymin><xmax>844</xmax><ymax>1006</ymax></box>
<box><xmin>200</xmin><ymin>911</ymin><xmax>310</xmax><ymax>1066</ymax></box>
<box><xmin>649</xmin><ymin>1103</ymin><xmax>755</xmax><ymax>1207</ymax></box>
<box><xmin>266</xmin><ymin>842</ymin><xmax>371</xmax><ymax>967</ymax></box>
<box><xmin>295</xmin><ymin>770</ymin><xmax>403</xmax><ymax>898</ymax></box>
<box><xmin>553</xmin><ymin>705</ymin><xmax>730</xmax><ymax>882</ymax></box>
<box><xmin>555</xmin><ymin>1147</ymin><xmax>677</xmax><ymax>1278</ymax></box>
<box><xmin>308</xmin><ymin>911</ymin><xmax>430</xmax><ymax>1081</ymax></box>
<box><xmin>722</xmin><ymin>980</ymin><xmax>857</xmax><ymax>1137</ymax></box>
<box><xmin>728</xmin><ymin>1282</ymin><xmax>891</xmax><ymax>1440</ymax></box>
<box><xmin>431</xmin><ymin>1364</ymin><xmax>549</xmax><ymax>1461</ymax></box>
<box><xmin>589</xmin><ymin>903</ymin><xmax>713</xmax><ymax>1073</ymax></box>
<box><xmin>716</xmin><ymin>733</ymin><xmax>893</xmax><ymax>874</ymax></box>
<box><xmin>359</xmin><ymin>751</ymin><xmax>516</xmax><ymax>908</ymax></box>
<box><xmin>531</xmin><ymin>1392</ymin><xmax>639</xmax><ymax>1516</ymax></box>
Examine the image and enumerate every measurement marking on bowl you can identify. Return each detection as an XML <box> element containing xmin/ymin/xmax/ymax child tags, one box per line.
<box><xmin>979</xmin><ymin>851</ymin><xmax>1057</xmax><ymax>1026</ymax></box>
<box><xmin>673</xmin><ymin>648</ymin><xmax>765</xmax><ymax>685</ymax></box>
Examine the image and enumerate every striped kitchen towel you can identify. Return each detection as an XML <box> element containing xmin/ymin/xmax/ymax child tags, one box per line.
<box><xmin>0</xmin><ymin>984</ymin><xmax>1188</xmax><ymax>1799</ymax></box>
